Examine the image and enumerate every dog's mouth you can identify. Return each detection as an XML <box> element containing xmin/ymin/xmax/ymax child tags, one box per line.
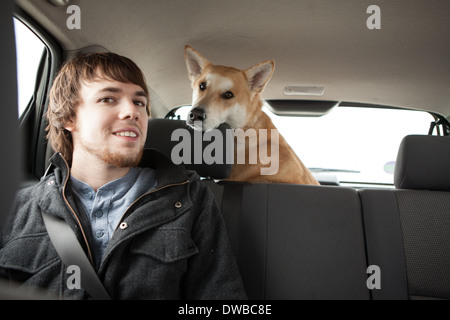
<box><xmin>186</xmin><ymin>118</ymin><xmax>226</xmax><ymax>133</ymax></box>
<box><xmin>186</xmin><ymin>120</ymin><xmax>204</xmax><ymax>131</ymax></box>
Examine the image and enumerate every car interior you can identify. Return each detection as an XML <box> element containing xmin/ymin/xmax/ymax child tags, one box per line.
<box><xmin>1</xmin><ymin>0</ymin><xmax>450</xmax><ymax>300</ymax></box>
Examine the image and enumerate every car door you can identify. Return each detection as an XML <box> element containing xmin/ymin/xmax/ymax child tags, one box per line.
<box><xmin>0</xmin><ymin>0</ymin><xmax>20</xmax><ymax>227</ymax></box>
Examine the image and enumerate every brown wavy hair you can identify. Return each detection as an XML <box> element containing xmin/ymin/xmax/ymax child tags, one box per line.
<box><xmin>46</xmin><ymin>52</ymin><xmax>150</xmax><ymax>163</ymax></box>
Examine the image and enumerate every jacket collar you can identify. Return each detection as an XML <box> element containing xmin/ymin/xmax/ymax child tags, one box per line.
<box><xmin>45</xmin><ymin>148</ymin><xmax>190</xmax><ymax>189</ymax></box>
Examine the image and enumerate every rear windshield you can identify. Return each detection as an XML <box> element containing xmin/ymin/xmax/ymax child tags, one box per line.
<box><xmin>170</xmin><ymin>104</ymin><xmax>435</xmax><ymax>187</ymax></box>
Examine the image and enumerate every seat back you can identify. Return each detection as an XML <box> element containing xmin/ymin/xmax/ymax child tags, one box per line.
<box><xmin>212</xmin><ymin>181</ymin><xmax>370</xmax><ymax>300</ymax></box>
<box><xmin>145</xmin><ymin>118</ymin><xmax>232</xmax><ymax>179</ymax></box>
<box><xmin>360</xmin><ymin>135</ymin><xmax>450</xmax><ymax>299</ymax></box>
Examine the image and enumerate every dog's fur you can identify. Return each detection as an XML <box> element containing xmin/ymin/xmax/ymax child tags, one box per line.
<box><xmin>184</xmin><ymin>45</ymin><xmax>319</xmax><ymax>185</ymax></box>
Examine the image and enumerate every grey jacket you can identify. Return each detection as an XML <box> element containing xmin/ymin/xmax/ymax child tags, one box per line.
<box><xmin>0</xmin><ymin>150</ymin><xmax>247</xmax><ymax>299</ymax></box>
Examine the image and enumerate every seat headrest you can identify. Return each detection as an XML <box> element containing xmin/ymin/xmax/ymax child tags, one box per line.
<box><xmin>394</xmin><ymin>135</ymin><xmax>450</xmax><ymax>191</ymax></box>
<box><xmin>144</xmin><ymin>119</ymin><xmax>233</xmax><ymax>179</ymax></box>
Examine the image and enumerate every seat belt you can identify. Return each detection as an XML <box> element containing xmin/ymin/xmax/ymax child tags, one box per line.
<box><xmin>41</xmin><ymin>211</ymin><xmax>110</xmax><ymax>300</ymax></box>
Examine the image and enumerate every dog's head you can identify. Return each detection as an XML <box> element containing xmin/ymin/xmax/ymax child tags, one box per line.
<box><xmin>184</xmin><ymin>45</ymin><xmax>274</xmax><ymax>131</ymax></box>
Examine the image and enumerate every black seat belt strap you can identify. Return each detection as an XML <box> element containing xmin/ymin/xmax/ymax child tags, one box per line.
<box><xmin>41</xmin><ymin>211</ymin><xmax>110</xmax><ymax>300</ymax></box>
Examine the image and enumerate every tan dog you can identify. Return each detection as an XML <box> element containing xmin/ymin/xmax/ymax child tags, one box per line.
<box><xmin>184</xmin><ymin>45</ymin><xmax>319</xmax><ymax>185</ymax></box>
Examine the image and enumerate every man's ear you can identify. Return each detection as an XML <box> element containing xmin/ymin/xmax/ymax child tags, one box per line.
<box><xmin>185</xmin><ymin>45</ymin><xmax>211</xmax><ymax>84</ymax></box>
<box><xmin>244</xmin><ymin>60</ymin><xmax>275</xmax><ymax>93</ymax></box>
<box><xmin>64</xmin><ymin>118</ymin><xmax>75</xmax><ymax>132</ymax></box>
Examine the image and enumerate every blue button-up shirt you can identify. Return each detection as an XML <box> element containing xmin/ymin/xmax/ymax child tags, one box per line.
<box><xmin>71</xmin><ymin>167</ymin><xmax>157</xmax><ymax>267</ymax></box>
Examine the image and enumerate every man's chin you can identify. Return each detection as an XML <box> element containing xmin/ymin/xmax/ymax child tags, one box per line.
<box><xmin>102</xmin><ymin>149</ymin><xmax>143</xmax><ymax>168</ymax></box>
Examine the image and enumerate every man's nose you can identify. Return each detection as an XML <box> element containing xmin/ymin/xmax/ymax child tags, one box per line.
<box><xmin>119</xmin><ymin>100</ymin><xmax>140</xmax><ymax>120</ymax></box>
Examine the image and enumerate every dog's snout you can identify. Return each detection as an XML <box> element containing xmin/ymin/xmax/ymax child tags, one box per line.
<box><xmin>189</xmin><ymin>108</ymin><xmax>207</xmax><ymax>122</ymax></box>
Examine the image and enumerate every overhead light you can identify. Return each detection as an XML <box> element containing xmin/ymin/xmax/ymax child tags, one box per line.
<box><xmin>284</xmin><ymin>86</ymin><xmax>325</xmax><ymax>96</ymax></box>
<box><xmin>47</xmin><ymin>0</ymin><xmax>70</xmax><ymax>6</ymax></box>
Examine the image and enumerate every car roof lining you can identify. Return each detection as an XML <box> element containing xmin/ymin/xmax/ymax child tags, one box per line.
<box><xmin>15</xmin><ymin>0</ymin><xmax>450</xmax><ymax>119</ymax></box>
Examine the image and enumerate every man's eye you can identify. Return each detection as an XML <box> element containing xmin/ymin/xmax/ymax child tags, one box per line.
<box><xmin>134</xmin><ymin>100</ymin><xmax>146</xmax><ymax>107</ymax></box>
<box><xmin>99</xmin><ymin>97</ymin><xmax>115</xmax><ymax>103</ymax></box>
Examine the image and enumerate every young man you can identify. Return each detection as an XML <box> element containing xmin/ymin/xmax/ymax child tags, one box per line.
<box><xmin>0</xmin><ymin>52</ymin><xmax>247</xmax><ymax>299</ymax></box>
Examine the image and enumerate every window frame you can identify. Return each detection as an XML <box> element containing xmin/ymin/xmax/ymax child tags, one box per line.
<box><xmin>14</xmin><ymin>9</ymin><xmax>62</xmax><ymax>180</ymax></box>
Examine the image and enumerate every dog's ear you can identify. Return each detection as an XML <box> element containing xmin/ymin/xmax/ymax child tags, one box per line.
<box><xmin>185</xmin><ymin>45</ymin><xmax>210</xmax><ymax>83</ymax></box>
<box><xmin>244</xmin><ymin>60</ymin><xmax>275</xmax><ymax>93</ymax></box>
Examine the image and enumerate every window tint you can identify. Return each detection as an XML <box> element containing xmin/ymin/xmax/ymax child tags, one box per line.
<box><xmin>13</xmin><ymin>18</ymin><xmax>45</xmax><ymax>117</ymax></box>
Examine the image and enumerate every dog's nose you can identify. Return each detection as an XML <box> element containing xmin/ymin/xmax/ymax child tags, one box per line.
<box><xmin>189</xmin><ymin>108</ymin><xmax>207</xmax><ymax>122</ymax></box>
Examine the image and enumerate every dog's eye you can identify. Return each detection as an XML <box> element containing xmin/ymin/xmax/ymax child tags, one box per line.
<box><xmin>222</xmin><ymin>91</ymin><xmax>234</xmax><ymax>99</ymax></box>
<box><xmin>199</xmin><ymin>82</ymin><xmax>207</xmax><ymax>91</ymax></box>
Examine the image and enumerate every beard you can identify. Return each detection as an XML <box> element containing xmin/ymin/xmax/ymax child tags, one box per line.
<box><xmin>99</xmin><ymin>148</ymin><xmax>143</xmax><ymax>168</ymax></box>
<box><xmin>79</xmin><ymin>139</ymin><xmax>144</xmax><ymax>168</ymax></box>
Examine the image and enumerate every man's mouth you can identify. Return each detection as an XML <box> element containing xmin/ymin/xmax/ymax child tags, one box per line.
<box><xmin>112</xmin><ymin>127</ymin><xmax>140</xmax><ymax>139</ymax></box>
<box><xmin>113</xmin><ymin>131</ymin><xmax>138</xmax><ymax>138</ymax></box>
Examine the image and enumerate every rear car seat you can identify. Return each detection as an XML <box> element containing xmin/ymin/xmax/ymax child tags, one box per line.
<box><xmin>147</xmin><ymin>120</ymin><xmax>450</xmax><ymax>299</ymax></box>
<box><xmin>209</xmin><ymin>181</ymin><xmax>370</xmax><ymax>299</ymax></box>
<box><xmin>146</xmin><ymin>119</ymin><xmax>370</xmax><ymax>299</ymax></box>
<box><xmin>360</xmin><ymin>135</ymin><xmax>450</xmax><ymax>299</ymax></box>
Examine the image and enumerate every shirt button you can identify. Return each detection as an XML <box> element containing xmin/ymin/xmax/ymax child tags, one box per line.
<box><xmin>175</xmin><ymin>201</ymin><xmax>182</xmax><ymax>208</ymax></box>
<box><xmin>95</xmin><ymin>230</ymin><xmax>104</xmax><ymax>238</ymax></box>
<box><xmin>95</xmin><ymin>210</ymin><xmax>103</xmax><ymax>218</ymax></box>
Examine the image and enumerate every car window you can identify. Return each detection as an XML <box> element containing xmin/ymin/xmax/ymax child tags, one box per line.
<box><xmin>265</xmin><ymin>105</ymin><xmax>434</xmax><ymax>187</ymax></box>
<box><xmin>169</xmin><ymin>104</ymin><xmax>434</xmax><ymax>187</ymax></box>
<box><xmin>13</xmin><ymin>17</ymin><xmax>45</xmax><ymax>117</ymax></box>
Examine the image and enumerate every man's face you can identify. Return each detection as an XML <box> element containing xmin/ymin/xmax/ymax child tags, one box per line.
<box><xmin>67</xmin><ymin>77</ymin><xmax>149</xmax><ymax>168</ymax></box>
